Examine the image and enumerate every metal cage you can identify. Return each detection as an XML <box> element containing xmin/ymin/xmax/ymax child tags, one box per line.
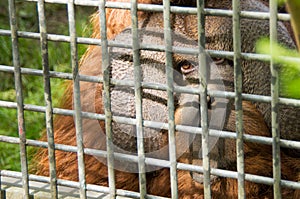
<box><xmin>0</xmin><ymin>0</ymin><xmax>300</xmax><ymax>198</ymax></box>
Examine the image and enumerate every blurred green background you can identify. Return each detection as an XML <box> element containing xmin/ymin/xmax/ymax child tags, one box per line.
<box><xmin>0</xmin><ymin>1</ymin><xmax>94</xmax><ymax>171</ymax></box>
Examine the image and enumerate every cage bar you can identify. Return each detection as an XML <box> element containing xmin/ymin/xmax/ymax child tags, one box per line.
<box><xmin>2</xmin><ymin>27</ymin><xmax>300</xmax><ymax>62</ymax></box>
<box><xmin>232</xmin><ymin>0</ymin><xmax>245</xmax><ymax>198</ymax></box>
<box><xmin>130</xmin><ymin>0</ymin><xmax>147</xmax><ymax>198</ymax></box>
<box><xmin>99</xmin><ymin>0</ymin><xmax>116</xmax><ymax>198</ymax></box>
<box><xmin>67</xmin><ymin>0</ymin><xmax>87</xmax><ymax>198</ymax></box>
<box><xmin>20</xmin><ymin>0</ymin><xmax>292</xmax><ymax>21</ymax></box>
<box><xmin>269</xmin><ymin>0</ymin><xmax>282</xmax><ymax>198</ymax></box>
<box><xmin>7</xmin><ymin>0</ymin><xmax>30</xmax><ymax>198</ymax></box>
<box><xmin>196</xmin><ymin>0</ymin><xmax>211</xmax><ymax>198</ymax></box>
<box><xmin>162</xmin><ymin>0</ymin><xmax>178</xmax><ymax>198</ymax></box>
<box><xmin>1</xmin><ymin>99</ymin><xmax>300</xmax><ymax>150</ymax></box>
<box><xmin>37</xmin><ymin>0</ymin><xmax>58</xmax><ymax>198</ymax></box>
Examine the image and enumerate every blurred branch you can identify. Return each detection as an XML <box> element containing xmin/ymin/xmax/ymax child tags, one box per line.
<box><xmin>286</xmin><ymin>0</ymin><xmax>300</xmax><ymax>51</ymax></box>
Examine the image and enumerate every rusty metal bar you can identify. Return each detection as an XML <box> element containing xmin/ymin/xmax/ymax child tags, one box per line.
<box><xmin>99</xmin><ymin>0</ymin><xmax>116</xmax><ymax>198</ymax></box>
<box><xmin>8</xmin><ymin>0</ymin><xmax>30</xmax><ymax>198</ymax></box>
<box><xmin>67</xmin><ymin>0</ymin><xmax>87</xmax><ymax>198</ymax></box>
<box><xmin>269</xmin><ymin>0</ymin><xmax>282</xmax><ymax>198</ymax></box>
<box><xmin>37</xmin><ymin>0</ymin><xmax>58</xmax><ymax>198</ymax></box>
<box><xmin>130</xmin><ymin>0</ymin><xmax>147</xmax><ymax>198</ymax></box>
<box><xmin>196</xmin><ymin>0</ymin><xmax>211</xmax><ymax>198</ymax></box>
<box><xmin>162</xmin><ymin>0</ymin><xmax>178</xmax><ymax>198</ymax></box>
<box><xmin>232</xmin><ymin>0</ymin><xmax>245</xmax><ymax>198</ymax></box>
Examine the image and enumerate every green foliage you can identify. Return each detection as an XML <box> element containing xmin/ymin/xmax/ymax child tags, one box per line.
<box><xmin>278</xmin><ymin>0</ymin><xmax>286</xmax><ymax>6</ymax></box>
<box><xmin>0</xmin><ymin>142</ymin><xmax>20</xmax><ymax>171</ymax></box>
<box><xmin>256</xmin><ymin>38</ymin><xmax>300</xmax><ymax>99</ymax></box>
<box><xmin>0</xmin><ymin>1</ymin><xmax>94</xmax><ymax>171</ymax></box>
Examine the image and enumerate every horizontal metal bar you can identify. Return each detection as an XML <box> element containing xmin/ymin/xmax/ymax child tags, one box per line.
<box><xmin>0</xmin><ymin>170</ymin><xmax>168</xmax><ymax>199</ymax></box>
<box><xmin>0</xmin><ymin>138</ymin><xmax>300</xmax><ymax>190</ymax></box>
<box><xmin>0</xmin><ymin>29</ymin><xmax>102</xmax><ymax>45</ymax></box>
<box><xmin>1</xmin><ymin>100</ymin><xmax>300</xmax><ymax>150</ymax></box>
<box><xmin>21</xmin><ymin>0</ymin><xmax>290</xmax><ymax>21</ymax></box>
<box><xmin>1</xmin><ymin>29</ymin><xmax>299</xmax><ymax>64</ymax></box>
<box><xmin>0</xmin><ymin>64</ymin><xmax>99</xmax><ymax>81</ymax></box>
<box><xmin>178</xmin><ymin>163</ymin><xmax>300</xmax><ymax>189</ymax></box>
<box><xmin>1</xmin><ymin>65</ymin><xmax>300</xmax><ymax>108</ymax></box>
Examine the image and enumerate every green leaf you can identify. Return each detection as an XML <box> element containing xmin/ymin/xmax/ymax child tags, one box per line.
<box><xmin>256</xmin><ymin>38</ymin><xmax>300</xmax><ymax>99</ymax></box>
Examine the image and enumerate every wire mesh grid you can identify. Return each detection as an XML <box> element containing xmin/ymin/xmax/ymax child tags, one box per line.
<box><xmin>0</xmin><ymin>0</ymin><xmax>300</xmax><ymax>199</ymax></box>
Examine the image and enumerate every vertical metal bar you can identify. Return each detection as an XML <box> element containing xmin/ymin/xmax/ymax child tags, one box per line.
<box><xmin>37</xmin><ymin>1</ymin><xmax>58</xmax><ymax>198</ymax></box>
<box><xmin>0</xmin><ymin>174</ymin><xmax>2</xmax><ymax>199</ymax></box>
<box><xmin>196</xmin><ymin>0</ymin><xmax>211</xmax><ymax>198</ymax></box>
<box><xmin>130</xmin><ymin>0</ymin><xmax>147</xmax><ymax>198</ymax></box>
<box><xmin>232</xmin><ymin>0</ymin><xmax>245</xmax><ymax>198</ymax></box>
<box><xmin>67</xmin><ymin>1</ymin><xmax>87</xmax><ymax>198</ymax></box>
<box><xmin>269</xmin><ymin>0</ymin><xmax>281</xmax><ymax>198</ymax></box>
<box><xmin>0</xmin><ymin>179</ymin><xmax>3</xmax><ymax>199</ymax></box>
<box><xmin>99</xmin><ymin>1</ymin><xmax>116</xmax><ymax>198</ymax></box>
<box><xmin>162</xmin><ymin>0</ymin><xmax>178</xmax><ymax>198</ymax></box>
<box><xmin>1</xmin><ymin>165</ymin><xmax>4</xmax><ymax>198</ymax></box>
<box><xmin>8</xmin><ymin>0</ymin><xmax>30</xmax><ymax>198</ymax></box>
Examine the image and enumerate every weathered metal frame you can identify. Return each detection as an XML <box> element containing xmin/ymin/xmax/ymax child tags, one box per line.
<box><xmin>1</xmin><ymin>0</ymin><xmax>300</xmax><ymax>199</ymax></box>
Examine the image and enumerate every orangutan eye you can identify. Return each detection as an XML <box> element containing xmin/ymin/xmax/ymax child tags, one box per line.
<box><xmin>212</xmin><ymin>57</ymin><xmax>234</xmax><ymax>67</ymax></box>
<box><xmin>212</xmin><ymin>57</ymin><xmax>225</xmax><ymax>65</ymax></box>
<box><xmin>182</xmin><ymin>64</ymin><xmax>193</xmax><ymax>70</ymax></box>
<box><xmin>178</xmin><ymin>60</ymin><xmax>196</xmax><ymax>75</ymax></box>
